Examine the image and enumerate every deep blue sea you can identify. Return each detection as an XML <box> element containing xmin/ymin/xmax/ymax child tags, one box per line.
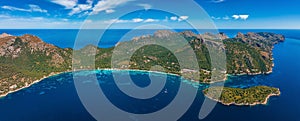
<box><xmin>0</xmin><ymin>29</ymin><xmax>300</xmax><ymax>121</ymax></box>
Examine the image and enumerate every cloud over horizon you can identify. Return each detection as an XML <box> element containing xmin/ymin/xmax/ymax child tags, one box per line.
<box><xmin>169</xmin><ymin>16</ymin><xmax>189</xmax><ymax>21</ymax></box>
<box><xmin>49</xmin><ymin>0</ymin><xmax>132</xmax><ymax>16</ymax></box>
<box><xmin>0</xmin><ymin>0</ymin><xmax>297</xmax><ymax>29</ymax></box>
<box><xmin>1</xmin><ymin>4</ymin><xmax>47</xmax><ymax>13</ymax></box>
<box><xmin>232</xmin><ymin>14</ymin><xmax>249</xmax><ymax>20</ymax></box>
<box><xmin>91</xmin><ymin>0</ymin><xmax>132</xmax><ymax>15</ymax></box>
<box><xmin>210</xmin><ymin>0</ymin><xmax>225</xmax><ymax>3</ymax></box>
<box><xmin>137</xmin><ymin>3</ymin><xmax>152</xmax><ymax>10</ymax></box>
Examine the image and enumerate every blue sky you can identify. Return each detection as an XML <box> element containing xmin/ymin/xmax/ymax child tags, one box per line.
<box><xmin>0</xmin><ymin>0</ymin><xmax>299</xmax><ymax>29</ymax></box>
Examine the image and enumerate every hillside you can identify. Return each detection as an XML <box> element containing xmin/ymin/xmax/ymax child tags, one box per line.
<box><xmin>0</xmin><ymin>31</ymin><xmax>285</xmax><ymax>96</ymax></box>
<box><xmin>203</xmin><ymin>86</ymin><xmax>281</xmax><ymax>106</ymax></box>
<box><xmin>0</xmin><ymin>34</ymin><xmax>72</xmax><ymax>95</ymax></box>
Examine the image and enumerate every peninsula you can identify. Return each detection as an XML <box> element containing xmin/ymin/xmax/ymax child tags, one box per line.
<box><xmin>0</xmin><ymin>31</ymin><xmax>284</xmax><ymax>106</ymax></box>
<box><xmin>203</xmin><ymin>86</ymin><xmax>281</xmax><ymax>106</ymax></box>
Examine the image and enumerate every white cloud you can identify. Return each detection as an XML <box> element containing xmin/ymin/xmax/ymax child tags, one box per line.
<box><xmin>50</xmin><ymin>0</ymin><xmax>77</xmax><ymax>9</ymax></box>
<box><xmin>68</xmin><ymin>7</ymin><xmax>80</xmax><ymax>15</ymax></box>
<box><xmin>232</xmin><ymin>14</ymin><xmax>249</xmax><ymax>20</ymax></box>
<box><xmin>232</xmin><ymin>15</ymin><xmax>240</xmax><ymax>19</ymax></box>
<box><xmin>28</xmin><ymin>4</ymin><xmax>48</xmax><ymax>13</ymax></box>
<box><xmin>86</xmin><ymin>0</ymin><xmax>93</xmax><ymax>5</ymax></box>
<box><xmin>144</xmin><ymin>18</ymin><xmax>159</xmax><ymax>23</ymax></box>
<box><xmin>1</xmin><ymin>4</ymin><xmax>47</xmax><ymax>13</ymax></box>
<box><xmin>169</xmin><ymin>16</ymin><xmax>189</xmax><ymax>22</ymax></box>
<box><xmin>211</xmin><ymin>16</ymin><xmax>221</xmax><ymax>20</ymax></box>
<box><xmin>77</xmin><ymin>11</ymin><xmax>90</xmax><ymax>18</ymax></box>
<box><xmin>78</xmin><ymin>4</ymin><xmax>92</xmax><ymax>11</ymax></box>
<box><xmin>1</xmin><ymin>6</ymin><xmax>29</xmax><ymax>12</ymax></box>
<box><xmin>137</xmin><ymin>3</ymin><xmax>151</xmax><ymax>10</ymax></box>
<box><xmin>222</xmin><ymin>16</ymin><xmax>231</xmax><ymax>20</ymax></box>
<box><xmin>211</xmin><ymin>0</ymin><xmax>225</xmax><ymax>3</ymax></box>
<box><xmin>69</xmin><ymin>4</ymin><xmax>92</xmax><ymax>15</ymax></box>
<box><xmin>0</xmin><ymin>14</ymin><xmax>11</xmax><ymax>18</ymax></box>
<box><xmin>212</xmin><ymin>15</ymin><xmax>231</xmax><ymax>20</ymax></box>
<box><xmin>50</xmin><ymin>0</ymin><xmax>132</xmax><ymax>16</ymax></box>
<box><xmin>62</xmin><ymin>19</ymin><xmax>69</xmax><ymax>22</ymax></box>
<box><xmin>178</xmin><ymin>16</ymin><xmax>189</xmax><ymax>21</ymax></box>
<box><xmin>105</xmin><ymin>9</ymin><xmax>115</xmax><ymax>14</ymax></box>
<box><xmin>104</xmin><ymin>19</ymin><xmax>129</xmax><ymax>24</ymax></box>
<box><xmin>211</xmin><ymin>15</ymin><xmax>248</xmax><ymax>21</ymax></box>
<box><xmin>50</xmin><ymin>0</ymin><xmax>94</xmax><ymax>16</ymax></box>
<box><xmin>132</xmin><ymin>18</ymin><xmax>144</xmax><ymax>23</ymax></box>
<box><xmin>239</xmin><ymin>15</ymin><xmax>249</xmax><ymax>20</ymax></box>
<box><xmin>104</xmin><ymin>18</ymin><xmax>159</xmax><ymax>24</ymax></box>
<box><xmin>170</xmin><ymin>16</ymin><xmax>178</xmax><ymax>21</ymax></box>
<box><xmin>163</xmin><ymin>16</ymin><xmax>169</xmax><ymax>22</ymax></box>
<box><xmin>68</xmin><ymin>0</ymin><xmax>93</xmax><ymax>16</ymax></box>
<box><xmin>91</xmin><ymin>0</ymin><xmax>132</xmax><ymax>15</ymax></box>
<box><xmin>0</xmin><ymin>14</ymin><xmax>81</xmax><ymax>29</ymax></box>
<box><xmin>116</xmin><ymin>19</ymin><xmax>131</xmax><ymax>23</ymax></box>
<box><xmin>85</xmin><ymin>19</ymin><xmax>93</xmax><ymax>23</ymax></box>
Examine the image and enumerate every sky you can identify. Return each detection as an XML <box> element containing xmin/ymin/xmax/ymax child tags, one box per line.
<box><xmin>0</xmin><ymin>0</ymin><xmax>299</xmax><ymax>29</ymax></box>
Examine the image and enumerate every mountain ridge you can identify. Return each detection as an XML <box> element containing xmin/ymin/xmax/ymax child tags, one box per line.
<box><xmin>0</xmin><ymin>30</ymin><xmax>285</xmax><ymax>96</ymax></box>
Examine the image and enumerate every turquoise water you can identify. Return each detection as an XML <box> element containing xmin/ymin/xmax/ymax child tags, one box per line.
<box><xmin>0</xmin><ymin>30</ymin><xmax>300</xmax><ymax>121</ymax></box>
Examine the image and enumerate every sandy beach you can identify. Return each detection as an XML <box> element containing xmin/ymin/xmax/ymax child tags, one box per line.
<box><xmin>0</xmin><ymin>71</ymin><xmax>71</xmax><ymax>98</ymax></box>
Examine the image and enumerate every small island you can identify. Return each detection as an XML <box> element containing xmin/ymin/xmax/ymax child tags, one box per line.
<box><xmin>203</xmin><ymin>86</ymin><xmax>281</xmax><ymax>106</ymax></box>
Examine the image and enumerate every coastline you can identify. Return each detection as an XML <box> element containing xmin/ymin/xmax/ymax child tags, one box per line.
<box><xmin>204</xmin><ymin>88</ymin><xmax>281</xmax><ymax>106</ymax></box>
<box><xmin>0</xmin><ymin>68</ymin><xmax>190</xmax><ymax>98</ymax></box>
<box><xmin>0</xmin><ymin>67</ymin><xmax>274</xmax><ymax>99</ymax></box>
<box><xmin>0</xmin><ymin>71</ymin><xmax>71</xmax><ymax>98</ymax></box>
<box><xmin>228</xmin><ymin>69</ymin><xmax>273</xmax><ymax>77</ymax></box>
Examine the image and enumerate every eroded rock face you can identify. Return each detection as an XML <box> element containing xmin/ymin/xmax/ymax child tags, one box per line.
<box><xmin>236</xmin><ymin>32</ymin><xmax>247</xmax><ymax>42</ymax></box>
<box><xmin>180</xmin><ymin>31</ymin><xmax>197</xmax><ymax>37</ymax></box>
<box><xmin>0</xmin><ymin>33</ymin><xmax>69</xmax><ymax>65</ymax></box>
<box><xmin>0</xmin><ymin>36</ymin><xmax>17</xmax><ymax>56</ymax></box>
<box><xmin>236</xmin><ymin>32</ymin><xmax>285</xmax><ymax>43</ymax></box>
<box><xmin>219</xmin><ymin>32</ymin><xmax>229</xmax><ymax>40</ymax></box>
<box><xmin>0</xmin><ymin>33</ymin><xmax>11</xmax><ymax>38</ymax></box>
<box><xmin>153</xmin><ymin>30</ymin><xmax>175</xmax><ymax>38</ymax></box>
<box><xmin>235</xmin><ymin>32</ymin><xmax>285</xmax><ymax>51</ymax></box>
<box><xmin>132</xmin><ymin>35</ymin><xmax>151</xmax><ymax>41</ymax></box>
<box><xmin>19</xmin><ymin>34</ymin><xmax>57</xmax><ymax>52</ymax></box>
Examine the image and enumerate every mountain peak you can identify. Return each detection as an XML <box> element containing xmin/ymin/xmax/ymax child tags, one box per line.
<box><xmin>153</xmin><ymin>30</ymin><xmax>175</xmax><ymax>38</ymax></box>
<box><xmin>180</xmin><ymin>31</ymin><xmax>197</xmax><ymax>37</ymax></box>
<box><xmin>19</xmin><ymin>34</ymin><xmax>43</xmax><ymax>43</ymax></box>
<box><xmin>0</xmin><ymin>33</ymin><xmax>12</xmax><ymax>38</ymax></box>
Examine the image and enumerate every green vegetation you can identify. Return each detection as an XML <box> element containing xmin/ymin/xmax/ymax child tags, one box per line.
<box><xmin>0</xmin><ymin>31</ymin><xmax>285</xmax><ymax>96</ymax></box>
<box><xmin>129</xmin><ymin>45</ymin><xmax>181</xmax><ymax>74</ymax></box>
<box><xmin>203</xmin><ymin>86</ymin><xmax>280</xmax><ymax>105</ymax></box>
<box><xmin>224</xmin><ymin>39</ymin><xmax>272</xmax><ymax>74</ymax></box>
<box><xmin>0</xmin><ymin>36</ymin><xmax>72</xmax><ymax>94</ymax></box>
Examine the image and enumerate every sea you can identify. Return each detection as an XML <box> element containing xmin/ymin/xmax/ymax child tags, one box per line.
<box><xmin>0</xmin><ymin>29</ymin><xmax>299</xmax><ymax>121</ymax></box>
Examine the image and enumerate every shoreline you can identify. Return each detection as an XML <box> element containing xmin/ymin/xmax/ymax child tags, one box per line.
<box><xmin>204</xmin><ymin>88</ymin><xmax>281</xmax><ymax>106</ymax></box>
<box><xmin>228</xmin><ymin>69</ymin><xmax>273</xmax><ymax>77</ymax></box>
<box><xmin>0</xmin><ymin>68</ymin><xmax>191</xmax><ymax>98</ymax></box>
<box><xmin>0</xmin><ymin>71</ymin><xmax>72</xmax><ymax>98</ymax></box>
<box><xmin>0</xmin><ymin>67</ymin><xmax>274</xmax><ymax>99</ymax></box>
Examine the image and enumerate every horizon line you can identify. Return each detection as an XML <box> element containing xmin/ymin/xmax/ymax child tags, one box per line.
<box><xmin>0</xmin><ymin>28</ymin><xmax>300</xmax><ymax>30</ymax></box>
